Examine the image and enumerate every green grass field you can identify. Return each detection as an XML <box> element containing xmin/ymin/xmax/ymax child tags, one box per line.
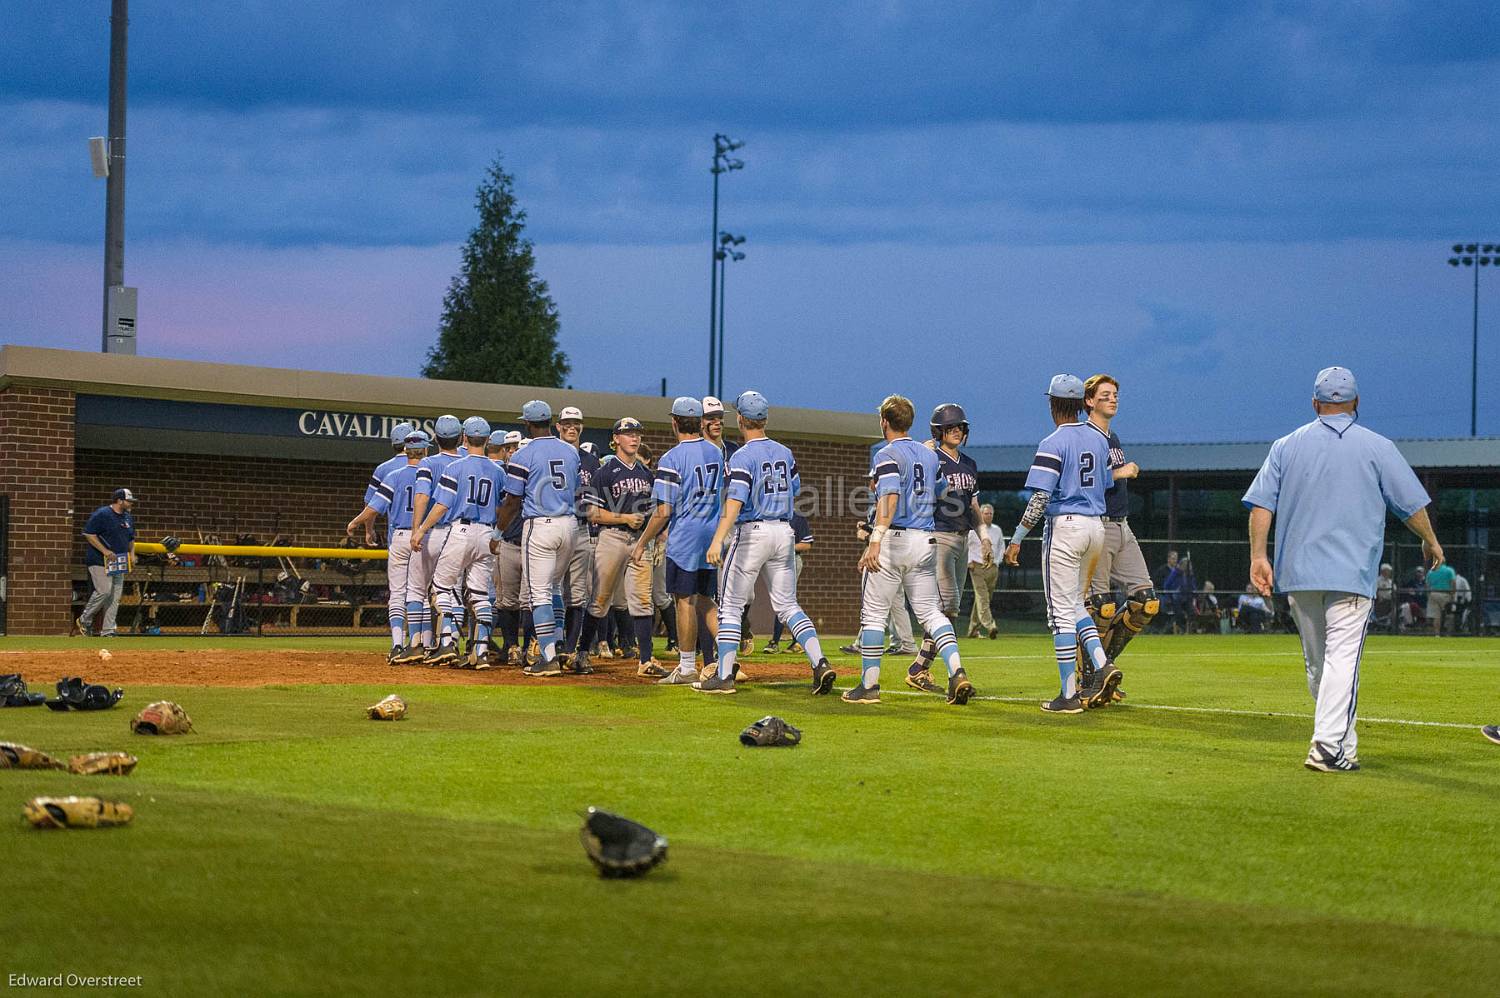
<box><xmin>3</xmin><ymin>633</ymin><xmax>1497</xmax><ymax>996</ymax></box>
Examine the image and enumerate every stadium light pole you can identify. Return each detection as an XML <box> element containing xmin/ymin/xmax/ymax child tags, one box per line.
<box><xmin>716</xmin><ymin>232</ymin><xmax>745</xmax><ymax>398</ymax></box>
<box><xmin>1448</xmin><ymin>243</ymin><xmax>1498</xmax><ymax>436</ymax></box>
<box><xmin>100</xmin><ymin>0</ymin><xmax>134</xmax><ymax>354</ymax></box>
<box><xmin>708</xmin><ymin>134</ymin><xmax>744</xmax><ymax>393</ymax></box>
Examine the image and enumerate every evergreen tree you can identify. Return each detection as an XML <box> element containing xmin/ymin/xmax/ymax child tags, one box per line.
<box><xmin>422</xmin><ymin>158</ymin><xmax>570</xmax><ymax>386</ymax></box>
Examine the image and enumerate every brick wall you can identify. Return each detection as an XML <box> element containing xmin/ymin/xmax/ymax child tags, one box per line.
<box><xmin>61</xmin><ymin>430</ymin><xmax>871</xmax><ymax>635</ymax></box>
<box><xmin>0</xmin><ymin>387</ymin><xmax>76</xmax><ymax>634</ymax></box>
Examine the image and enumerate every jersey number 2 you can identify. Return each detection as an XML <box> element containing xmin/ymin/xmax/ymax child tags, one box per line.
<box><xmin>1079</xmin><ymin>452</ymin><xmax>1095</xmax><ymax>488</ymax></box>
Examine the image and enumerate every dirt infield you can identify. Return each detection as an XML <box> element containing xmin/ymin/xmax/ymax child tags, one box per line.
<box><xmin>0</xmin><ymin>648</ymin><xmax>818</xmax><ymax>689</ymax></box>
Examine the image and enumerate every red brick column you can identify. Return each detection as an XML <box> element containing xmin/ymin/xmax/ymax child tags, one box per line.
<box><xmin>0</xmin><ymin>387</ymin><xmax>76</xmax><ymax>634</ymax></box>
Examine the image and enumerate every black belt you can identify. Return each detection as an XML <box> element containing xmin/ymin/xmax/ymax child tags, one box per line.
<box><xmin>458</xmin><ymin>518</ymin><xmax>491</xmax><ymax>526</ymax></box>
<box><xmin>1104</xmin><ymin>516</ymin><xmax>1128</xmax><ymax>523</ymax></box>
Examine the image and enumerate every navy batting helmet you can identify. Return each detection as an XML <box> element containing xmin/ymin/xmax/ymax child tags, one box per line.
<box><xmin>930</xmin><ymin>403</ymin><xmax>969</xmax><ymax>442</ymax></box>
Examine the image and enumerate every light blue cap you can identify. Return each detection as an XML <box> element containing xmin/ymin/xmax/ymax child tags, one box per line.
<box><xmin>389</xmin><ymin>421</ymin><xmax>416</xmax><ymax>446</ymax></box>
<box><xmin>434</xmin><ymin>414</ymin><xmax>463</xmax><ymax>439</ymax></box>
<box><xmin>671</xmin><ymin>396</ymin><xmax>703</xmax><ymax>418</ymax></box>
<box><xmin>1046</xmin><ymin>374</ymin><xmax>1085</xmax><ymax>399</ymax></box>
<box><xmin>1314</xmin><ymin>366</ymin><xmax>1358</xmax><ymax>403</ymax></box>
<box><xmin>486</xmin><ymin>429</ymin><xmax>509</xmax><ymax>447</ymax></box>
<box><xmin>462</xmin><ymin>415</ymin><xmax>491</xmax><ymax>438</ymax></box>
<box><xmin>402</xmin><ymin>430</ymin><xmax>430</xmax><ymax>450</ymax></box>
<box><xmin>735</xmin><ymin>390</ymin><xmax>769</xmax><ymax>420</ymax></box>
<box><xmin>521</xmin><ymin>400</ymin><xmax>551</xmax><ymax>423</ymax></box>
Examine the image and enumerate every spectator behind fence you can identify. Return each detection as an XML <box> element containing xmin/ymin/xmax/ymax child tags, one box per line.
<box><xmin>1373</xmin><ymin>563</ymin><xmax>1396</xmax><ymax>629</ymax></box>
<box><xmin>1238</xmin><ymin>586</ymin><xmax>1269</xmax><ymax>633</ymax></box>
<box><xmin>966</xmin><ymin>504</ymin><xmax>1005</xmax><ymax>638</ymax></box>
<box><xmin>1426</xmin><ymin>561</ymin><xmax>1456</xmax><ymax>635</ymax></box>
<box><xmin>1453</xmin><ymin>570</ymin><xmax>1472</xmax><ymax>632</ymax></box>
<box><xmin>1198</xmin><ymin>580</ymin><xmax>1223</xmax><ymax>632</ymax></box>
<box><xmin>1399</xmin><ymin>565</ymin><xmax>1426</xmax><ymax>630</ymax></box>
<box><xmin>1163</xmin><ymin>554</ymin><xmax>1196</xmax><ymax>633</ymax></box>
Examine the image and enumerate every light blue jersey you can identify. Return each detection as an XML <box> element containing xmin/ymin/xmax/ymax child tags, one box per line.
<box><xmin>365</xmin><ymin>453</ymin><xmax>406</xmax><ymax>508</ymax></box>
<box><xmin>1242</xmin><ymin>413</ymin><xmax>1429</xmax><ymax>597</ymax></box>
<box><xmin>504</xmin><ymin>437</ymin><xmax>580</xmax><ymax>519</ymax></box>
<box><xmin>726</xmin><ymin>437</ymin><xmax>800</xmax><ymax>523</ymax></box>
<box><xmin>653</xmin><ymin>438</ymin><xmax>724</xmax><ymax>570</ymax></box>
<box><xmin>871</xmin><ymin>436</ymin><xmax>947</xmax><ymax>530</ymax></box>
<box><xmin>433</xmin><ymin>453</ymin><xmax>506</xmax><ymax>525</ymax></box>
<box><xmin>369</xmin><ymin>463</ymin><xmax>423</xmax><ymax>531</ymax></box>
<box><xmin>414</xmin><ymin>452</ymin><xmax>464</xmax><ymax>526</ymax></box>
<box><xmin>1023</xmin><ymin>421</ymin><xmax>1112</xmax><ymax>517</ymax></box>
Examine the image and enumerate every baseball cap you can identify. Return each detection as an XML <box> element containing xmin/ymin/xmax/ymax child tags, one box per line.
<box><xmin>702</xmin><ymin>396</ymin><xmax>725</xmax><ymax>416</ymax></box>
<box><xmin>112</xmin><ymin>488</ymin><xmax>135</xmax><ymax>502</ymax></box>
<box><xmin>521</xmin><ymin>400</ymin><xmax>552</xmax><ymax>423</ymax></box>
<box><xmin>485</xmin><ymin>429</ymin><xmax>508</xmax><ymax>447</ymax></box>
<box><xmin>403</xmin><ymin>430</ymin><xmax>430</xmax><ymax>451</ymax></box>
<box><xmin>580</xmin><ymin>441</ymin><xmax>597</xmax><ymax>456</ymax></box>
<box><xmin>1314</xmin><ymin>366</ymin><xmax>1358</xmax><ymax>403</ymax></box>
<box><xmin>735</xmin><ymin>390</ymin><xmax>769</xmax><ymax>420</ymax></box>
<box><xmin>462</xmin><ymin>416</ymin><xmax>491</xmax><ymax>438</ymax></box>
<box><xmin>434</xmin><ymin>414</ymin><xmax>463</xmax><ymax>439</ymax></box>
<box><xmin>1046</xmin><ymin>374</ymin><xmax>1085</xmax><ymax>400</ymax></box>
<box><xmin>671</xmin><ymin>396</ymin><xmax>703</xmax><ymax>418</ymax></box>
<box><xmin>389</xmin><ymin>421</ymin><xmax>416</xmax><ymax>446</ymax></box>
<box><xmin>558</xmin><ymin>405</ymin><xmax>583</xmax><ymax>422</ymax></box>
<box><xmin>613</xmin><ymin>416</ymin><xmax>644</xmax><ymax>433</ymax></box>
<box><xmin>503</xmin><ymin>430</ymin><xmax>523</xmax><ymax>445</ymax></box>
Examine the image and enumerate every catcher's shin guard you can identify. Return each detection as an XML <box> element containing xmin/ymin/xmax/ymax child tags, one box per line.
<box><xmin>1102</xmin><ymin>588</ymin><xmax>1158</xmax><ymax>660</ymax></box>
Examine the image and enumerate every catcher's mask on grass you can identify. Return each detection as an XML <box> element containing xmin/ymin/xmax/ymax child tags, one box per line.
<box><xmin>579</xmin><ymin>807</ymin><xmax>668</xmax><ymax>879</ymax></box>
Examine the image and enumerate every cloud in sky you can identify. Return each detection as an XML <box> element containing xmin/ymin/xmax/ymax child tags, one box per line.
<box><xmin>3</xmin><ymin>2</ymin><xmax>1499</xmax><ymax>441</ymax></box>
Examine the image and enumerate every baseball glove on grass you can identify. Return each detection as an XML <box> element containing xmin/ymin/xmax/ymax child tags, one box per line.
<box><xmin>23</xmin><ymin>796</ymin><xmax>134</xmax><ymax>829</ymax></box>
<box><xmin>579</xmin><ymin>807</ymin><xmax>668</xmax><ymax>879</ymax></box>
<box><xmin>739</xmin><ymin>715</ymin><xmax>802</xmax><ymax>747</ymax></box>
<box><xmin>0</xmin><ymin>742</ymin><xmax>65</xmax><ymax>770</ymax></box>
<box><xmin>367</xmin><ymin>694</ymin><xmax>407</xmax><ymax>720</ymax></box>
<box><xmin>69</xmin><ymin>752</ymin><xmax>138</xmax><ymax>776</ymax></box>
<box><xmin>131</xmin><ymin>701</ymin><xmax>194</xmax><ymax>735</ymax></box>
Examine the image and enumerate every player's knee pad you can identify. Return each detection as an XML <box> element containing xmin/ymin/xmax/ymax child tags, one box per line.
<box><xmin>1126</xmin><ymin>588</ymin><xmax>1159</xmax><ymax>629</ymax></box>
<box><xmin>1085</xmin><ymin>592</ymin><xmax>1118</xmax><ymax>629</ymax></box>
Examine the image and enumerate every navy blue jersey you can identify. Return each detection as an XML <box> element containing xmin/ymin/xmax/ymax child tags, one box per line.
<box><xmin>82</xmin><ymin>505</ymin><xmax>135</xmax><ymax>567</ymax></box>
<box><xmin>1102</xmin><ymin>429</ymin><xmax>1130</xmax><ymax>518</ymax></box>
<box><xmin>576</xmin><ymin>447</ymin><xmax>602</xmax><ymax>527</ymax></box>
<box><xmin>933</xmin><ymin>448</ymin><xmax>978</xmax><ymax>534</ymax></box>
<box><xmin>790</xmin><ymin>511</ymin><xmax>813</xmax><ymax>545</ymax></box>
<box><xmin>584</xmin><ymin>455</ymin><xmax>654</xmax><ymax>528</ymax></box>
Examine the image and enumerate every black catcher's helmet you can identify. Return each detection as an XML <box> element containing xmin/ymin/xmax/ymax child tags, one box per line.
<box><xmin>930</xmin><ymin>403</ymin><xmax>970</xmax><ymax>442</ymax></box>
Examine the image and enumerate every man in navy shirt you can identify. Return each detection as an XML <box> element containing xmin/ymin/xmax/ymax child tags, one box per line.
<box><xmin>75</xmin><ymin>487</ymin><xmax>137</xmax><ymax>637</ymax></box>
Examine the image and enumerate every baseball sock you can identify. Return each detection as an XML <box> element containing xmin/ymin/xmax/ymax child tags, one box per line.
<box><xmin>771</xmin><ymin>617</ymin><xmax>785</xmax><ymax>644</ymax></box>
<box><xmin>716</xmin><ymin>613</ymin><xmax>741</xmax><ymax>681</ymax></box>
<box><xmin>677</xmin><ymin>651</ymin><xmax>697</xmax><ymax>676</ymax></box>
<box><xmin>532</xmin><ymin>604</ymin><xmax>560</xmax><ymax>662</ymax></box>
<box><xmin>1076</xmin><ymin>614</ymin><xmax>1108</xmax><ymax>671</ymax></box>
<box><xmin>909</xmin><ymin>636</ymin><xmax>936</xmax><ymax>674</ymax></box>
<box><xmin>633</xmin><ymin>615</ymin><xmax>654</xmax><ymax>664</ymax></box>
<box><xmin>785</xmin><ymin>611</ymin><xmax>824</xmax><ymax>666</ymax></box>
<box><xmin>404</xmin><ymin>600</ymin><xmax>422</xmax><ymax>647</ymax></box>
<box><xmin>389</xmin><ymin>609</ymin><xmax>405</xmax><ymax>648</ymax></box>
<box><xmin>497</xmin><ymin>608</ymin><xmax>518</xmax><ymax>650</ymax></box>
<box><xmin>579</xmin><ymin>613</ymin><xmax>601</xmax><ymax>657</ymax></box>
<box><xmin>1054</xmin><ymin>633</ymin><xmax>1079</xmax><ymax>698</ymax></box>
<box><xmin>930</xmin><ymin>623</ymin><xmax>964</xmax><ymax>678</ymax></box>
<box><xmin>612</xmin><ymin>608</ymin><xmax>635</xmax><ymax>657</ymax></box>
<box><xmin>473</xmin><ymin>600</ymin><xmax>493</xmax><ymax>645</ymax></box>
<box><xmin>564</xmin><ymin>606</ymin><xmax>584</xmax><ymax>653</ymax></box>
<box><xmin>859</xmin><ymin>627</ymin><xmax>885</xmax><ymax>687</ymax></box>
<box><xmin>660</xmin><ymin>607</ymin><xmax>678</xmax><ymax>647</ymax></box>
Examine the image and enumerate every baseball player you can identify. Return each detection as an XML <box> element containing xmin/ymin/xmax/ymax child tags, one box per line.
<box><xmin>489</xmin><ymin>433</ymin><xmax>529</xmax><ymax>663</ymax></box>
<box><xmin>364</xmin><ymin>421</ymin><xmax>417</xmax><ymax>524</ymax></box>
<box><xmin>697</xmin><ymin>391</ymin><xmax>837</xmax><ymax>695</ymax></box>
<box><xmin>763</xmin><ymin>511</ymin><xmax>813</xmax><ymax>653</ymax></box>
<box><xmin>703</xmin><ymin>395</ymin><xmax>753</xmax><ymax>656</ymax></box>
<box><xmin>497</xmin><ymin>401</ymin><xmax>582</xmax><ymax>677</ymax></box>
<box><xmin>402</xmin><ymin>414</ymin><xmax>465</xmax><ymax>660</ymax></box>
<box><xmin>631</xmin><ymin>397</ymin><xmax>724</xmax><ymax>685</ymax></box>
<box><xmin>576</xmin><ymin>417</ymin><xmax>658</xmax><ymax>675</ymax></box>
<box><xmin>1080</xmin><ymin>375</ymin><xmax>1149</xmax><ymax>696</ymax></box>
<box><xmin>416</xmin><ymin>417</ymin><xmax>505</xmax><ymax>668</ymax></box>
<box><xmin>1244</xmin><ymin>366</ymin><xmax>1441</xmax><ymax>772</ymax></box>
<box><xmin>555</xmin><ymin>407</ymin><xmax>599</xmax><ymax>662</ymax></box>
<box><xmin>347</xmin><ymin>430</ymin><xmax>430</xmax><ymax>663</ymax></box>
<box><xmin>904</xmin><ymin>403</ymin><xmax>982</xmax><ymax>695</ymax></box>
<box><xmin>1003</xmin><ymin>375</ymin><xmax>1121</xmax><ymax>714</ymax></box>
<box><xmin>844</xmin><ymin>395</ymin><xmax>974</xmax><ymax>706</ymax></box>
<box><xmin>410</xmin><ymin>416</ymin><xmax>489</xmax><ymax>663</ymax></box>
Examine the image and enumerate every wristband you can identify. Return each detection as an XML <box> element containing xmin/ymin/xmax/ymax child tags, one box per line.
<box><xmin>870</xmin><ymin>525</ymin><xmax>888</xmax><ymax>543</ymax></box>
<box><xmin>1008</xmin><ymin>524</ymin><xmax>1032</xmax><ymax>548</ymax></box>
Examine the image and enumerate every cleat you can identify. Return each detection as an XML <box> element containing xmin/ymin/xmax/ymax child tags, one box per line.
<box><xmin>656</xmin><ymin>669</ymin><xmax>697</xmax><ymax>685</ymax></box>
<box><xmin>386</xmin><ymin>645</ymin><xmax>403</xmax><ymax>666</ymax></box>
<box><xmin>1112</xmin><ymin>687</ymin><xmax>1127</xmax><ymax>702</ymax></box>
<box><xmin>735</xmin><ymin>667</ymin><xmax>750</xmax><ymax>682</ymax></box>
<box><xmin>988</xmin><ymin>627</ymin><xmax>998</xmax><ymax>639</ymax></box>
<box><xmin>810</xmin><ymin>661</ymin><xmax>837</xmax><ymax>695</ymax></box>
<box><xmin>839</xmin><ymin>642</ymin><xmax>861</xmax><ymax>655</ymax></box>
<box><xmin>70</xmin><ymin>617</ymin><xmax>84</xmax><ymax>637</ymax></box>
<box><xmin>473</xmin><ymin>648</ymin><xmax>493</xmax><ymax>671</ymax></box>
<box><xmin>1081</xmin><ymin>664</ymin><xmax>1122</xmax><ymax>709</ymax></box>
<box><xmin>556</xmin><ymin>651</ymin><xmax>574</xmax><ymax>669</ymax></box>
<box><xmin>1483</xmin><ymin>725</ymin><xmax>1500</xmax><ymax>746</ymax></box>
<box><xmin>392</xmin><ymin>645</ymin><xmax>426</xmax><ymax>665</ymax></box>
<box><xmin>636</xmin><ymin>660</ymin><xmax>671</xmax><ymax>679</ymax></box>
<box><xmin>787</xmin><ymin>641</ymin><xmax>802</xmax><ymax>654</ymax></box>
<box><xmin>522</xmin><ymin>659</ymin><xmax>565</xmax><ymax>678</ymax></box>
<box><xmin>761</xmin><ymin>641</ymin><xmax>781</xmax><ymax>654</ymax></box>
<box><xmin>885</xmin><ymin>643</ymin><xmax>901</xmax><ymax>656</ymax></box>
<box><xmin>570</xmin><ymin>657</ymin><xmax>594</xmax><ymax>676</ymax></box>
<box><xmin>596</xmin><ymin>645</ymin><xmax>615</xmax><ymax>660</ymax></box>
<box><xmin>504</xmin><ymin>645</ymin><xmax>521</xmax><ymax>666</ymax></box>
<box><xmin>1041</xmin><ymin>694</ymin><xmax>1084</xmax><ymax>714</ymax></box>
<box><xmin>946</xmin><ymin>672</ymin><xmax>974</xmax><ymax>706</ymax></box>
<box><xmin>425</xmin><ymin>643</ymin><xmax>460</xmax><ymax>668</ymax></box>
<box><xmin>904</xmin><ymin>668</ymin><xmax>943</xmax><ymax>695</ymax></box>
<box><xmin>1304</xmin><ymin>744</ymin><xmax>1360</xmax><ymax>772</ymax></box>
<box><xmin>692</xmin><ymin>673</ymin><xmax>737</xmax><ymax>695</ymax></box>
<box><xmin>841</xmin><ymin>683</ymin><xmax>881</xmax><ymax>704</ymax></box>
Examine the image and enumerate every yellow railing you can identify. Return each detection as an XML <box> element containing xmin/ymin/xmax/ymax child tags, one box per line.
<box><xmin>134</xmin><ymin>542</ymin><xmax>388</xmax><ymax>560</ymax></box>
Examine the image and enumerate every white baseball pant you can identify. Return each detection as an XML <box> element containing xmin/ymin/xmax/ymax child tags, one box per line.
<box><xmin>494</xmin><ymin>539</ymin><xmax>523</xmax><ymax>610</ymax></box>
<box><xmin>386</xmin><ymin>528</ymin><xmax>412</xmax><ymax>644</ymax></box>
<box><xmin>433</xmin><ymin>522</ymin><xmax>496</xmax><ymax>638</ymax></box>
<box><xmin>591</xmin><ymin>528</ymin><xmax>651</xmax><ymax>617</ymax></box>
<box><xmin>858</xmin><ymin>529</ymin><xmax>953</xmax><ymax>636</ymax></box>
<box><xmin>1286</xmin><ymin>590</ymin><xmax>1368</xmax><ymax>761</ymax></box>
<box><xmin>933</xmin><ymin>531</ymin><xmax>969</xmax><ymax>618</ymax></box>
<box><xmin>1040</xmin><ymin>514</ymin><xmax>1104</xmax><ymax>634</ymax></box>
<box><xmin>522</xmin><ymin>517</ymin><xmax>576</xmax><ymax>609</ymax></box>
<box><xmin>565</xmin><ymin>522</ymin><xmax>594</xmax><ymax>606</ymax></box>
<box><xmin>407</xmin><ymin>522</ymin><xmax>450</xmax><ymax>644</ymax></box>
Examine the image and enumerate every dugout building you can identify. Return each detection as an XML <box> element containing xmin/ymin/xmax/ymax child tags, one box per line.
<box><xmin>0</xmin><ymin>345</ymin><xmax>879</xmax><ymax>635</ymax></box>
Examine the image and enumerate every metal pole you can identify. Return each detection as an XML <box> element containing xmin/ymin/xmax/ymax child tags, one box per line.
<box><xmin>717</xmin><ymin>254</ymin><xmax>727</xmax><ymax>398</ymax></box>
<box><xmin>708</xmin><ymin>159</ymin><xmax>720</xmax><ymax>395</ymax></box>
<box><xmin>1472</xmin><ymin>260</ymin><xmax>1480</xmax><ymax>437</ymax></box>
<box><xmin>102</xmin><ymin>0</ymin><xmax>128</xmax><ymax>352</ymax></box>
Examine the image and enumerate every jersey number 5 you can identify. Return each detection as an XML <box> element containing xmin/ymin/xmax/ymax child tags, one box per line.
<box><xmin>549</xmin><ymin>460</ymin><xmax>567</xmax><ymax>490</ymax></box>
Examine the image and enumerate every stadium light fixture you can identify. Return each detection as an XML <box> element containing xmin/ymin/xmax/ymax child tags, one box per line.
<box><xmin>708</xmin><ymin>134</ymin><xmax>747</xmax><ymax>393</ymax></box>
<box><xmin>1447</xmin><ymin>241</ymin><xmax>1499</xmax><ymax>436</ymax></box>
